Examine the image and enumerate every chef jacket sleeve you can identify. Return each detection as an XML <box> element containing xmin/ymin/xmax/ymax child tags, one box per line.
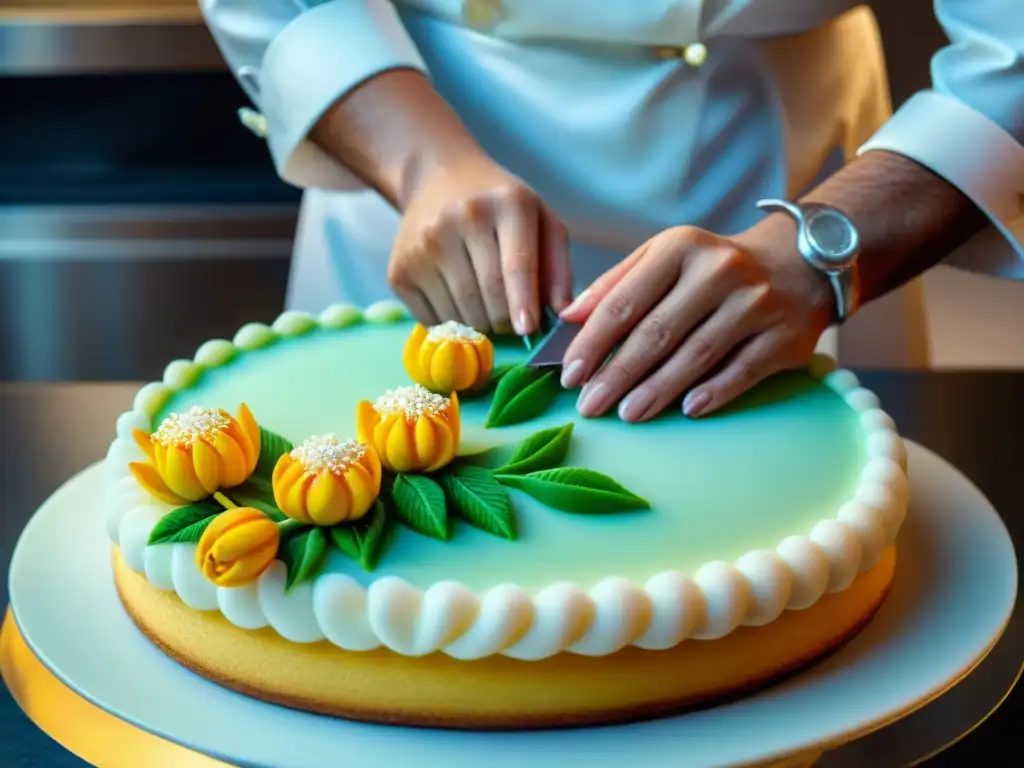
<box><xmin>200</xmin><ymin>0</ymin><xmax>427</xmax><ymax>189</ymax></box>
<box><xmin>858</xmin><ymin>0</ymin><xmax>1024</xmax><ymax>279</ymax></box>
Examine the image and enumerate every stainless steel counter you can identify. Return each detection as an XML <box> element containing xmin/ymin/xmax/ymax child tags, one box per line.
<box><xmin>0</xmin><ymin>55</ymin><xmax>303</xmax><ymax>381</ymax></box>
<box><xmin>0</xmin><ymin>204</ymin><xmax>296</xmax><ymax>259</ymax></box>
<box><xmin>0</xmin><ymin>200</ymin><xmax>299</xmax><ymax>381</ymax></box>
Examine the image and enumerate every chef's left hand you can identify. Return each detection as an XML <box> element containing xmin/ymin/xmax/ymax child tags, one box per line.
<box><xmin>558</xmin><ymin>224</ymin><xmax>834</xmax><ymax>421</ymax></box>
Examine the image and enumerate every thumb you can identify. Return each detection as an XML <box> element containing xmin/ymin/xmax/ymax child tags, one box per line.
<box><xmin>540</xmin><ymin>214</ymin><xmax>573</xmax><ymax>312</ymax></box>
<box><xmin>559</xmin><ymin>242</ymin><xmax>648</xmax><ymax>323</ymax></box>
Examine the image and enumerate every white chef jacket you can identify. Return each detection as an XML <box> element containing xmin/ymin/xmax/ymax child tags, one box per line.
<box><xmin>200</xmin><ymin>0</ymin><xmax>1024</xmax><ymax>363</ymax></box>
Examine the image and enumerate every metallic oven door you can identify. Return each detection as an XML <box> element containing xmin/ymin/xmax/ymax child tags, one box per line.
<box><xmin>0</xmin><ymin>2</ymin><xmax>301</xmax><ymax>381</ymax></box>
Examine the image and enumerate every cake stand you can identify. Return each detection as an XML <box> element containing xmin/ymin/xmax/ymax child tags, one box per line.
<box><xmin>2</xmin><ymin>441</ymin><xmax>1018</xmax><ymax>768</ymax></box>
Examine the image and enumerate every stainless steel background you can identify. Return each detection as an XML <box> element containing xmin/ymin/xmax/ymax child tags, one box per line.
<box><xmin>0</xmin><ymin>0</ymin><xmax>219</xmax><ymax>74</ymax></box>
<box><xmin>0</xmin><ymin>1</ymin><xmax>948</xmax><ymax>381</ymax></box>
<box><xmin>0</xmin><ymin>2</ymin><xmax>302</xmax><ymax>380</ymax></box>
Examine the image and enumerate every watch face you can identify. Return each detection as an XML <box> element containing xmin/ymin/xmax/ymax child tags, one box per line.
<box><xmin>805</xmin><ymin>209</ymin><xmax>858</xmax><ymax>266</ymax></box>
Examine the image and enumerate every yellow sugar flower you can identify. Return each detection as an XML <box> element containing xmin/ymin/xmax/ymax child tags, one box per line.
<box><xmin>403</xmin><ymin>321</ymin><xmax>494</xmax><ymax>393</ymax></box>
<box><xmin>129</xmin><ymin>404</ymin><xmax>260</xmax><ymax>505</ymax></box>
<box><xmin>272</xmin><ymin>435</ymin><xmax>382</xmax><ymax>525</ymax></box>
<box><xmin>356</xmin><ymin>385</ymin><xmax>460</xmax><ymax>473</ymax></box>
<box><xmin>196</xmin><ymin>507</ymin><xmax>278</xmax><ymax>587</ymax></box>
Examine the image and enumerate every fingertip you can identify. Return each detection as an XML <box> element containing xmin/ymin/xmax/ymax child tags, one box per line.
<box><xmin>512</xmin><ymin>309</ymin><xmax>529</xmax><ymax>337</ymax></box>
<box><xmin>558</xmin><ymin>288</ymin><xmax>591</xmax><ymax>317</ymax></box>
<box><xmin>560</xmin><ymin>304</ymin><xmax>595</xmax><ymax>325</ymax></box>
<box><xmin>505</xmin><ymin>287</ymin><xmax>538</xmax><ymax>336</ymax></box>
<box><xmin>558</xmin><ymin>307</ymin><xmax>581</xmax><ymax>323</ymax></box>
<box><xmin>682</xmin><ymin>390</ymin><xmax>712</xmax><ymax>418</ymax></box>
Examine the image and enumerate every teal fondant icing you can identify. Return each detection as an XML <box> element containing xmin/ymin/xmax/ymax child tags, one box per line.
<box><xmin>156</xmin><ymin>321</ymin><xmax>866</xmax><ymax>592</ymax></box>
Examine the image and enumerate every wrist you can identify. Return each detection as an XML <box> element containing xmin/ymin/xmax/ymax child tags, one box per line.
<box><xmin>791</xmin><ymin>152</ymin><xmax>987</xmax><ymax>307</ymax></box>
<box><xmin>309</xmin><ymin>68</ymin><xmax>486</xmax><ymax>210</ymax></box>
<box><xmin>397</xmin><ymin>140</ymin><xmax>488</xmax><ymax>211</ymax></box>
<box><xmin>736</xmin><ymin>214</ymin><xmax>838</xmax><ymax>327</ymax></box>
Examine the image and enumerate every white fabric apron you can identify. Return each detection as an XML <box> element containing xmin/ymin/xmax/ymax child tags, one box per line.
<box><xmin>284</xmin><ymin>3</ymin><xmax>927</xmax><ymax>365</ymax></box>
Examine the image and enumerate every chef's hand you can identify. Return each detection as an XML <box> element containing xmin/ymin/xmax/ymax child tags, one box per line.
<box><xmin>388</xmin><ymin>152</ymin><xmax>572</xmax><ymax>336</ymax></box>
<box><xmin>558</xmin><ymin>224</ymin><xmax>834</xmax><ymax>421</ymax></box>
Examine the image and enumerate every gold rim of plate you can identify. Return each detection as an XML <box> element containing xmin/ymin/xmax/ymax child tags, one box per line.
<box><xmin>0</xmin><ymin>609</ymin><xmax>228</xmax><ymax>767</ymax></box>
<box><xmin>0</xmin><ymin>605</ymin><xmax>1014</xmax><ymax>767</ymax></box>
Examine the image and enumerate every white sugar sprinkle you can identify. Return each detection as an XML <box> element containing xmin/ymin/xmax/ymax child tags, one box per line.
<box><xmin>373</xmin><ymin>384</ymin><xmax>450</xmax><ymax>419</ymax></box>
<box><xmin>426</xmin><ymin>320</ymin><xmax>484</xmax><ymax>342</ymax></box>
<box><xmin>153</xmin><ymin>406</ymin><xmax>231</xmax><ymax>447</ymax></box>
<box><xmin>290</xmin><ymin>434</ymin><xmax>366</xmax><ymax>475</ymax></box>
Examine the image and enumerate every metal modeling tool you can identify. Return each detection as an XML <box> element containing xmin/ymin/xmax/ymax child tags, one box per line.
<box><xmin>525</xmin><ymin>307</ymin><xmax>583</xmax><ymax>369</ymax></box>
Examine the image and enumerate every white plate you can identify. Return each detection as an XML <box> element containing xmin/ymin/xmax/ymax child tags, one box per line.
<box><xmin>9</xmin><ymin>442</ymin><xmax>1018</xmax><ymax>768</ymax></box>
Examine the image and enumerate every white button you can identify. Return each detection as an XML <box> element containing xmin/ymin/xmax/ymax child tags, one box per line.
<box><xmin>683</xmin><ymin>43</ymin><xmax>708</xmax><ymax>68</ymax></box>
<box><xmin>238</xmin><ymin>107</ymin><xmax>269</xmax><ymax>139</ymax></box>
<box><xmin>653</xmin><ymin>43</ymin><xmax>708</xmax><ymax>67</ymax></box>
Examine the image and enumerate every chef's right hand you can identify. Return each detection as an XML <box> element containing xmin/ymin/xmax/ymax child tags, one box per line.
<box><xmin>387</xmin><ymin>153</ymin><xmax>572</xmax><ymax>336</ymax></box>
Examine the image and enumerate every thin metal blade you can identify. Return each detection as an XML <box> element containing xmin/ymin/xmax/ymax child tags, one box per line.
<box><xmin>526</xmin><ymin>318</ymin><xmax>583</xmax><ymax>368</ymax></box>
<box><xmin>520</xmin><ymin>305</ymin><xmax>558</xmax><ymax>354</ymax></box>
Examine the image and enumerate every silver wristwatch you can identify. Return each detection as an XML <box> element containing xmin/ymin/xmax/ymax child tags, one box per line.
<box><xmin>756</xmin><ymin>199</ymin><xmax>861</xmax><ymax>323</ymax></box>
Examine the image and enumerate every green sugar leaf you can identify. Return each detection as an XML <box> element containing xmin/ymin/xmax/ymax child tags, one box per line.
<box><xmin>495</xmin><ymin>423</ymin><xmax>574</xmax><ymax>475</ymax></box>
<box><xmin>496</xmin><ymin>467</ymin><xmax>650</xmax><ymax>514</ymax></box>
<box><xmin>228</xmin><ymin>476</ymin><xmax>286</xmax><ymax>521</ymax></box>
<box><xmin>254</xmin><ymin>426</ymin><xmax>294</xmax><ymax>481</ymax></box>
<box><xmin>490</xmin><ymin>362</ymin><xmax>516</xmax><ymax>383</ymax></box>
<box><xmin>329</xmin><ymin>500</ymin><xmax>394</xmax><ymax>571</ymax></box>
<box><xmin>487</xmin><ymin>365</ymin><xmax>539</xmax><ymax>422</ymax></box>
<box><xmin>357</xmin><ymin>501</ymin><xmax>393</xmax><ymax>570</ymax></box>
<box><xmin>280</xmin><ymin>526</ymin><xmax>328</xmax><ymax>590</ymax></box>
<box><xmin>485</xmin><ymin>364</ymin><xmax>562</xmax><ymax>428</ymax></box>
<box><xmin>439</xmin><ymin>464</ymin><xmax>515</xmax><ymax>540</ymax></box>
<box><xmin>329</xmin><ymin>525</ymin><xmax>360</xmax><ymax>561</ymax></box>
<box><xmin>147</xmin><ymin>497</ymin><xmax>223</xmax><ymax>545</ymax></box>
<box><xmin>391</xmin><ymin>473</ymin><xmax>449</xmax><ymax>540</ymax></box>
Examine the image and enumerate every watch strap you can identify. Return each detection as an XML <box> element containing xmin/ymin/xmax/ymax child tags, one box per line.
<box><xmin>828</xmin><ymin>265</ymin><xmax>860</xmax><ymax>324</ymax></box>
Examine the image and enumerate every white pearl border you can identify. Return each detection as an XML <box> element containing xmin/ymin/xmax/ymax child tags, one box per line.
<box><xmin>104</xmin><ymin>301</ymin><xmax>909</xmax><ymax>661</ymax></box>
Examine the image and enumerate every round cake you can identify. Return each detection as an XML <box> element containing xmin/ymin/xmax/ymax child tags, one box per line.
<box><xmin>104</xmin><ymin>301</ymin><xmax>908</xmax><ymax>729</ymax></box>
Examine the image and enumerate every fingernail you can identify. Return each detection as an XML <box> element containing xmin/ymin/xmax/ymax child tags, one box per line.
<box><xmin>561</xmin><ymin>359</ymin><xmax>584</xmax><ymax>389</ymax></box>
<box><xmin>560</xmin><ymin>289</ymin><xmax>589</xmax><ymax>317</ymax></box>
<box><xmin>682</xmin><ymin>391</ymin><xmax>711</xmax><ymax>418</ymax></box>
<box><xmin>513</xmin><ymin>310</ymin><xmax>530</xmax><ymax>336</ymax></box>
<box><xmin>576</xmin><ymin>382</ymin><xmax>607</xmax><ymax>417</ymax></box>
<box><xmin>619</xmin><ymin>388</ymin><xmax>656</xmax><ymax>422</ymax></box>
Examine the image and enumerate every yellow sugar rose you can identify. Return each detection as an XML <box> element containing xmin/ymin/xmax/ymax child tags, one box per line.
<box><xmin>196</xmin><ymin>507</ymin><xmax>279</xmax><ymax>588</ymax></box>
<box><xmin>272</xmin><ymin>435</ymin><xmax>382</xmax><ymax>526</ymax></box>
<box><xmin>403</xmin><ymin>321</ymin><xmax>494</xmax><ymax>393</ymax></box>
<box><xmin>356</xmin><ymin>385</ymin><xmax>460</xmax><ymax>473</ymax></box>
<box><xmin>129</xmin><ymin>404</ymin><xmax>260</xmax><ymax>505</ymax></box>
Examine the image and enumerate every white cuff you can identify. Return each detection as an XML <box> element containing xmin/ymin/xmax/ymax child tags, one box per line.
<box><xmin>859</xmin><ymin>90</ymin><xmax>1024</xmax><ymax>280</ymax></box>
<box><xmin>259</xmin><ymin>0</ymin><xmax>427</xmax><ymax>191</ymax></box>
